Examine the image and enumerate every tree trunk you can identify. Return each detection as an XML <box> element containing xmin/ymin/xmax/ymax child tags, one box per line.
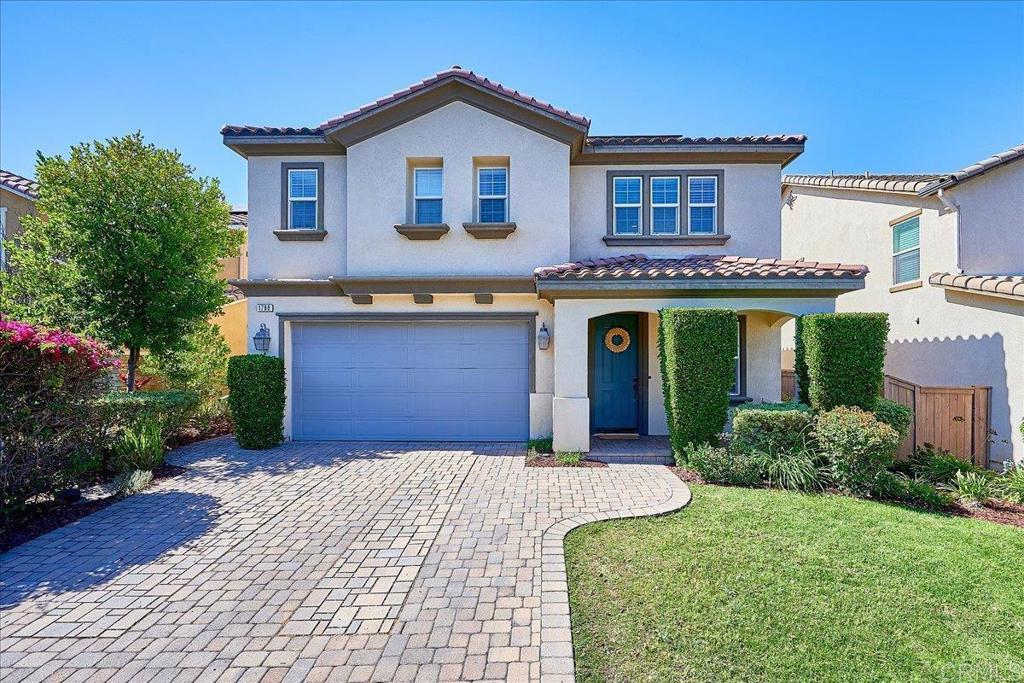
<box><xmin>126</xmin><ymin>346</ymin><xmax>140</xmax><ymax>392</ymax></box>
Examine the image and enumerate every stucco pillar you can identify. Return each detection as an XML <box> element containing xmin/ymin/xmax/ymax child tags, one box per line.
<box><xmin>552</xmin><ymin>300</ymin><xmax>591</xmax><ymax>452</ymax></box>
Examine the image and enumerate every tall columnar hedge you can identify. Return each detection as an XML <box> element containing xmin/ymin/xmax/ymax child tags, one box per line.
<box><xmin>802</xmin><ymin>312</ymin><xmax>889</xmax><ymax>412</ymax></box>
<box><xmin>794</xmin><ymin>316</ymin><xmax>810</xmax><ymax>405</ymax></box>
<box><xmin>659</xmin><ymin>308</ymin><xmax>738</xmax><ymax>460</ymax></box>
<box><xmin>227</xmin><ymin>355</ymin><xmax>286</xmax><ymax>449</ymax></box>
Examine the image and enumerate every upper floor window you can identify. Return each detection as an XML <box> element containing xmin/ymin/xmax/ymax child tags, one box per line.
<box><xmin>651</xmin><ymin>177</ymin><xmax>680</xmax><ymax>235</ymax></box>
<box><xmin>688</xmin><ymin>176</ymin><xmax>718</xmax><ymax>234</ymax></box>
<box><xmin>288</xmin><ymin>168</ymin><xmax>318</xmax><ymax>229</ymax></box>
<box><xmin>478</xmin><ymin>167</ymin><xmax>508</xmax><ymax>223</ymax></box>
<box><xmin>414</xmin><ymin>168</ymin><xmax>443</xmax><ymax>224</ymax></box>
<box><xmin>892</xmin><ymin>215</ymin><xmax>920</xmax><ymax>284</ymax></box>
<box><xmin>613</xmin><ymin>176</ymin><xmax>642</xmax><ymax>235</ymax></box>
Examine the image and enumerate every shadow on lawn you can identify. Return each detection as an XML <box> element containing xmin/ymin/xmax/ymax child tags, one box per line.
<box><xmin>0</xmin><ymin>491</ymin><xmax>218</xmax><ymax>609</ymax></box>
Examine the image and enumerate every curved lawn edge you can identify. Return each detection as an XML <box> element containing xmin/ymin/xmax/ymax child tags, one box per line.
<box><xmin>538</xmin><ymin>467</ymin><xmax>692</xmax><ymax>683</ymax></box>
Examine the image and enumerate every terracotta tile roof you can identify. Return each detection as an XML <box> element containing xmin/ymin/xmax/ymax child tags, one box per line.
<box><xmin>534</xmin><ymin>253</ymin><xmax>868</xmax><ymax>281</ymax></box>
<box><xmin>917</xmin><ymin>143</ymin><xmax>1024</xmax><ymax>196</ymax></box>
<box><xmin>229</xmin><ymin>208</ymin><xmax>248</xmax><ymax>228</ymax></box>
<box><xmin>225</xmin><ymin>284</ymin><xmax>245</xmax><ymax>301</ymax></box>
<box><xmin>782</xmin><ymin>173</ymin><xmax>943</xmax><ymax>194</ymax></box>
<box><xmin>586</xmin><ymin>134</ymin><xmax>806</xmax><ymax>147</ymax></box>
<box><xmin>0</xmin><ymin>169</ymin><xmax>39</xmax><ymax>200</ymax></box>
<box><xmin>222</xmin><ymin>66</ymin><xmax>591</xmax><ymax>138</ymax></box>
<box><xmin>929</xmin><ymin>272</ymin><xmax>1024</xmax><ymax>300</ymax></box>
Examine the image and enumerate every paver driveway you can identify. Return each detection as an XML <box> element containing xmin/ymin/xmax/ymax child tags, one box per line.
<box><xmin>1</xmin><ymin>437</ymin><xmax>689</xmax><ymax>683</ymax></box>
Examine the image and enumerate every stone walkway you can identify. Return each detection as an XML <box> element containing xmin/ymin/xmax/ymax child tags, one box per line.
<box><xmin>1</xmin><ymin>437</ymin><xmax>689</xmax><ymax>683</ymax></box>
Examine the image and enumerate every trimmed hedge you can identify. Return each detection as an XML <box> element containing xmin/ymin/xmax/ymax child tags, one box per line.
<box><xmin>794</xmin><ymin>316</ymin><xmax>810</xmax><ymax>405</ymax></box>
<box><xmin>731</xmin><ymin>408</ymin><xmax>814</xmax><ymax>455</ymax></box>
<box><xmin>802</xmin><ymin>312</ymin><xmax>889</xmax><ymax>412</ymax></box>
<box><xmin>734</xmin><ymin>402</ymin><xmax>811</xmax><ymax>413</ymax></box>
<box><xmin>98</xmin><ymin>390</ymin><xmax>199</xmax><ymax>435</ymax></box>
<box><xmin>816</xmin><ymin>406</ymin><xmax>900</xmax><ymax>494</ymax></box>
<box><xmin>659</xmin><ymin>308</ymin><xmax>738</xmax><ymax>460</ymax></box>
<box><xmin>872</xmin><ymin>398</ymin><xmax>913</xmax><ymax>441</ymax></box>
<box><xmin>227</xmin><ymin>355</ymin><xmax>285</xmax><ymax>449</ymax></box>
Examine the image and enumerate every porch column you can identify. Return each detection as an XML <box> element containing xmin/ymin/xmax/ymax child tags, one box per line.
<box><xmin>552</xmin><ymin>300</ymin><xmax>591</xmax><ymax>452</ymax></box>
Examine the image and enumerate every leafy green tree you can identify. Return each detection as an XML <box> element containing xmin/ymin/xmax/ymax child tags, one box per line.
<box><xmin>143</xmin><ymin>321</ymin><xmax>231</xmax><ymax>401</ymax></box>
<box><xmin>0</xmin><ymin>133</ymin><xmax>242</xmax><ymax>390</ymax></box>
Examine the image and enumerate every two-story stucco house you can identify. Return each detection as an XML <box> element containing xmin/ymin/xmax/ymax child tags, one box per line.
<box><xmin>224</xmin><ymin>67</ymin><xmax>866</xmax><ymax>452</ymax></box>
<box><xmin>782</xmin><ymin>145</ymin><xmax>1024</xmax><ymax>468</ymax></box>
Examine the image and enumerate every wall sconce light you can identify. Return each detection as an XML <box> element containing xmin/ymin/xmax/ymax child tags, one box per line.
<box><xmin>537</xmin><ymin>323</ymin><xmax>551</xmax><ymax>350</ymax></box>
<box><xmin>252</xmin><ymin>323</ymin><xmax>271</xmax><ymax>354</ymax></box>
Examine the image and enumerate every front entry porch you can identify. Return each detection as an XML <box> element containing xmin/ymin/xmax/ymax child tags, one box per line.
<box><xmin>589</xmin><ymin>434</ymin><xmax>674</xmax><ymax>464</ymax></box>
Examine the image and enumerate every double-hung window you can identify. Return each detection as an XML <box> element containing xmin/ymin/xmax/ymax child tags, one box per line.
<box><xmin>688</xmin><ymin>176</ymin><xmax>718</xmax><ymax>234</ymax></box>
<box><xmin>613</xmin><ymin>177</ymin><xmax>642</xmax><ymax>235</ymax></box>
<box><xmin>288</xmin><ymin>169</ymin><xmax>318</xmax><ymax>229</ymax></box>
<box><xmin>892</xmin><ymin>215</ymin><xmax>921</xmax><ymax>284</ymax></box>
<box><xmin>650</xmin><ymin>177</ymin><xmax>680</xmax><ymax>235</ymax></box>
<box><xmin>414</xmin><ymin>168</ymin><xmax>443</xmax><ymax>224</ymax></box>
<box><xmin>478</xmin><ymin>167</ymin><xmax>508</xmax><ymax>223</ymax></box>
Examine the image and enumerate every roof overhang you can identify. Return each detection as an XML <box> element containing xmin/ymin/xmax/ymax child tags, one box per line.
<box><xmin>329</xmin><ymin>275</ymin><xmax>536</xmax><ymax>296</ymax></box>
<box><xmin>222</xmin><ymin>135</ymin><xmax>344</xmax><ymax>159</ymax></box>
<box><xmin>535</xmin><ymin>277</ymin><xmax>864</xmax><ymax>302</ymax></box>
<box><xmin>578</xmin><ymin>143</ymin><xmax>806</xmax><ymax>168</ymax></box>
<box><xmin>0</xmin><ymin>185</ymin><xmax>38</xmax><ymax>202</ymax></box>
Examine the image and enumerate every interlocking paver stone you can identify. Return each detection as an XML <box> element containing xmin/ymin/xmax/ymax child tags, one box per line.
<box><xmin>1</xmin><ymin>436</ymin><xmax>689</xmax><ymax>682</ymax></box>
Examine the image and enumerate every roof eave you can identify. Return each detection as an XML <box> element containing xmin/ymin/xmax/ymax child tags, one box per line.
<box><xmin>0</xmin><ymin>185</ymin><xmax>38</xmax><ymax>202</ymax></box>
<box><xmin>576</xmin><ymin>143</ymin><xmax>805</xmax><ymax>167</ymax></box>
<box><xmin>535</xmin><ymin>277</ymin><xmax>864</xmax><ymax>301</ymax></box>
<box><xmin>222</xmin><ymin>134</ymin><xmax>344</xmax><ymax>159</ymax></box>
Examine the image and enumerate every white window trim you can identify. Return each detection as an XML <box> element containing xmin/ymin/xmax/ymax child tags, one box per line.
<box><xmin>613</xmin><ymin>176</ymin><xmax>643</xmax><ymax>235</ymax></box>
<box><xmin>287</xmin><ymin>168</ymin><xmax>318</xmax><ymax>230</ymax></box>
<box><xmin>892</xmin><ymin>218</ymin><xmax>921</xmax><ymax>285</ymax></box>
<box><xmin>687</xmin><ymin>175</ymin><xmax>718</xmax><ymax>234</ymax></box>
<box><xmin>477</xmin><ymin>167</ymin><xmax>508</xmax><ymax>223</ymax></box>
<box><xmin>650</xmin><ymin>176</ymin><xmax>681</xmax><ymax>235</ymax></box>
<box><xmin>414</xmin><ymin>167</ymin><xmax>443</xmax><ymax>224</ymax></box>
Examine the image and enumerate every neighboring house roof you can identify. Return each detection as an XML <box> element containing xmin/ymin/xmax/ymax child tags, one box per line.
<box><xmin>782</xmin><ymin>143</ymin><xmax>1024</xmax><ymax>196</ymax></box>
<box><xmin>534</xmin><ymin>253</ymin><xmax>868</xmax><ymax>282</ymax></box>
<box><xmin>229</xmin><ymin>208</ymin><xmax>248</xmax><ymax>228</ymax></box>
<box><xmin>916</xmin><ymin>144</ymin><xmax>1024</xmax><ymax>196</ymax></box>
<box><xmin>225</xmin><ymin>284</ymin><xmax>245</xmax><ymax>301</ymax></box>
<box><xmin>929</xmin><ymin>272</ymin><xmax>1024</xmax><ymax>301</ymax></box>
<box><xmin>222</xmin><ymin>67</ymin><xmax>805</xmax><ymax>165</ymax></box>
<box><xmin>0</xmin><ymin>169</ymin><xmax>39</xmax><ymax>201</ymax></box>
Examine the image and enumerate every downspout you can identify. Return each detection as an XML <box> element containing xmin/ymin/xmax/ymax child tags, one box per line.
<box><xmin>936</xmin><ymin>188</ymin><xmax>962</xmax><ymax>273</ymax></box>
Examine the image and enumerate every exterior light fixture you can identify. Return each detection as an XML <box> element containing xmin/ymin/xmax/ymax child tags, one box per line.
<box><xmin>253</xmin><ymin>323</ymin><xmax>272</xmax><ymax>354</ymax></box>
<box><xmin>537</xmin><ymin>323</ymin><xmax>551</xmax><ymax>350</ymax></box>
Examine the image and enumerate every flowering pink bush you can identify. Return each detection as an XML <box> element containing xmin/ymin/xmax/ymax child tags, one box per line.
<box><xmin>1</xmin><ymin>317</ymin><xmax>117</xmax><ymax>516</ymax></box>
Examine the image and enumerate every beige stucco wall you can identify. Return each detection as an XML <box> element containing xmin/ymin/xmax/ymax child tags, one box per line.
<box><xmin>345</xmin><ymin>101</ymin><xmax>571</xmax><ymax>276</ymax></box>
<box><xmin>781</xmin><ymin>182</ymin><xmax>1023</xmax><ymax>466</ymax></box>
<box><xmin>948</xmin><ymin>160</ymin><xmax>1024</xmax><ymax>275</ymax></box>
<box><xmin>245</xmin><ymin>294</ymin><xmax>553</xmax><ymax>440</ymax></box>
<box><xmin>246</xmin><ymin>155</ymin><xmax>347</xmax><ymax>280</ymax></box>
<box><xmin>1</xmin><ymin>188</ymin><xmax>37</xmax><ymax>269</ymax></box>
<box><xmin>569</xmin><ymin>163</ymin><xmax>784</xmax><ymax>260</ymax></box>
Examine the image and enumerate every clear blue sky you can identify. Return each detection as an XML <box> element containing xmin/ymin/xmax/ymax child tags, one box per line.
<box><xmin>2</xmin><ymin>1</ymin><xmax>1022</xmax><ymax>206</ymax></box>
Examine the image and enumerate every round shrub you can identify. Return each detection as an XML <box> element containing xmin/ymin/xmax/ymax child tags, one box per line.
<box><xmin>227</xmin><ymin>355</ymin><xmax>285</xmax><ymax>449</ymax></box>
<box><xmin>815</xmin><ymin>406</ymin><xmax>900</xmax><ymax>494</ymax></box>
<box><xmin>659</xmin><ymin>308</ymin><xmax>738</xmax><ymax>459</ymax></box>
<box><xmin>872</xmin><ymin>398</ymin><xmax>913</xmax><ymax>442</ymax></box>
<box><xmin>684</xmin><ymin>443</ymin><xmax>760</xmax><ymax>487</ymax></box>
<box><xmin>802</xmin><ymin>312</ymin><xmax>889</xmax><ymax>412</ymax></box>
<box><xmin>731</xmin><ymin>408</ymin><xmax>814</xmax><ymax>456</ymax></box>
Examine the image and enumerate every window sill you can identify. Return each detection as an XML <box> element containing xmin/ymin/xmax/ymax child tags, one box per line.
<box><xmin>274</xmin><ymin>229</ymin><xmax>328</xmax><ymax>242</ymax></box>
<box><xmin>602</xmin><ymin>234</ymin><xmax>730</xmax><ymax>246</ymax></box>
<box><xmin>889</xmin><ymin>280</ymin><xmax>922</xmax><ymax>293</ymax></box>
<box><xmin>463</xmin><ymin>222</ymin><xmax>517</xmax><ymax>239</ymax></box>
<box><xmin>395</xmin><ymin>224</ymin><xmax>450</xmax><ymax>240</ymax></box>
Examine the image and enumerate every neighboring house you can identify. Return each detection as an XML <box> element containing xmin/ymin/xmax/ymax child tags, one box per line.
<box><xmin>782</xmin><ymin>145</ymin><xmax>1024</xmax><ymax>467</ymax></box>
<box><xmin>224</xmin><ymin>66</ymin><xmax>866</xmax><ymax>451</ymax></box>
<box><xmin>0</xmin><ymin>169</ymin><xmax>40</xmax><ymax>271</ymax></box>
<box><xmin>213</xmin><ymin>208</ymin><xmax>249</xmax><ymax>355</ymax></box>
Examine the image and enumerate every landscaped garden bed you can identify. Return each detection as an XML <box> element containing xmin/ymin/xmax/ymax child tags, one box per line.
<box><xmin>525</xmin><ymin>438</ymin><xmax>608</xmax><ymax>468</ymax></box>
<box><xmin>565</xmin><ymin>483</ymin><xmax>1024</xmax><ymax>683</ymax></box>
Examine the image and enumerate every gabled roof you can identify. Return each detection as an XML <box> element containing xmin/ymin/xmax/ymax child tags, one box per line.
<box><xmin>917</xmin><ymin>144</ymin><xmax>1024</xmax><ymax>196</ymax></box>
<box><xmin>782</xmin><ymin>143</ymin><xmax>1024</xmax><ymax>196</ymax></box>
<box><xmin>929</xmin><ymin>272</ymin><xmax>1024</xmax><ymax>301</ymax></box>
<box><xmin>535</xmin><ymin>253</ymin><xmax>867</xmax><ymax>282</ymax></box>
<box><xmin>0</xmin><ymin>169</ymin><xmax>39</xmax><ymax>200</ymax></box>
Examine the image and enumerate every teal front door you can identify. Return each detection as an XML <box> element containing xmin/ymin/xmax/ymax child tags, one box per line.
<box><xmin>591</xmin><ymin>313</ymin><xmax>640</xmax><ymax>432</ymax></box>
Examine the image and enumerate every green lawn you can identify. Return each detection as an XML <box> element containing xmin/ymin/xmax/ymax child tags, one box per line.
<box><xmin>565</xmin><ymin>484</ymin><xmax>1024</xmax><ymax>683</ymax></box>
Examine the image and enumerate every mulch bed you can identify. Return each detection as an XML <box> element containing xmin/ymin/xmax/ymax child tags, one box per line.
<box><xmin>0</xmin><ymin>464</ymin><xmax>187</xmax><ymax>554</ymax></box>
<box><xmin>667</xmin><ymin>466</ymin><xmax>1024</xmax><ymax>529</ymax></box>
<box><xmin>165</xmin><ymin>416</ymin><xmax>234</xmax><ymax>450</ymax></box>
<box><xmin>526</xmin><ymin>454</ymin><xmax>608</xmax><ymax>468</ymax></box>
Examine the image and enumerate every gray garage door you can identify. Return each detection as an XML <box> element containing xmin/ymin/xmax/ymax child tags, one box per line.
<box><xmin>292</xmin><ymin>320</ymin><xmax>530</xmax><ymax>441</ymax></box>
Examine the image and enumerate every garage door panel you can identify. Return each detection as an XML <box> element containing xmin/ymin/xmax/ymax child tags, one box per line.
<box><xmin>292</xmin><ymin>320</ymin><xmax>530</xmax><ymax>441</ymax></box>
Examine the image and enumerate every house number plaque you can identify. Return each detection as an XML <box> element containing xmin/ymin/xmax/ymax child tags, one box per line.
<box><xmin>256</xmin><ymin>303</ymin><xmax>274</xmax><ymax>313</ymax></box>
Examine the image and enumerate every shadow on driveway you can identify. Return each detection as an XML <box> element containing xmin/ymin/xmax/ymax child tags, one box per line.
<box><xmin>0</xmin><ymin>491</ymin><xmax>218</xmax><ymax>609</ymax></box>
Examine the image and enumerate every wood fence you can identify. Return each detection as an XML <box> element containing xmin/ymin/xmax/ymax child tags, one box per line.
<box><xmin>781</xmin><ymin>370</ymin><xmax>991</xmax><ymax>466</ymax></box>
